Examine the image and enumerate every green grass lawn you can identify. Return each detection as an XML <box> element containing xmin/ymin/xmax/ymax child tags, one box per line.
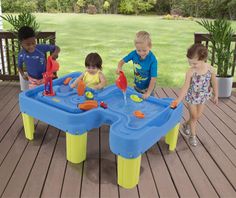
<box><xmin>3</xmin><ymin>14</ymin><xmax>236</xmax><ymax>88</ymax></box>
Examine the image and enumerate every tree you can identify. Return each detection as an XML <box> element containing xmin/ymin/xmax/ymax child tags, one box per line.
<box><xmin>45</xmin><ymin>0</ymin><xmax>59</xmax><ymax>12</ymax></box>
<box><xmin>119</xmin><ymin>0</ymin><xmax>156</xmax><ymax>15</ymax></box>
<box><xmin>77</xmin><ymin>0</ymin><xmax>86</xmax><ymax>13</ymax></box>
<box><xmin>103</xmin><ymin>1</ymin><xmax>110</xmax><ymax>13</ymax></box>
<box><xmin>37</xmin><ymin>0</ymin><xmax>46</xmax><ymax>12</ymax></box>
<box><xmin>2</xmin><ymin>0</ymin><xmax>38</xmax><ymax>13</ymax></box>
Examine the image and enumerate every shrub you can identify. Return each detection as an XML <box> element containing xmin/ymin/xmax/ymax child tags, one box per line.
<box><xmin>87</xmin><ymin>5</ymin><xmax>97</xmax><ymax>14</ymax></box>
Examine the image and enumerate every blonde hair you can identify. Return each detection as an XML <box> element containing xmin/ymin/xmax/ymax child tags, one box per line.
<box><xmin>134</xmin><ymin>31</ymin><xmax>152</xmax><ymax>47</ymax></box>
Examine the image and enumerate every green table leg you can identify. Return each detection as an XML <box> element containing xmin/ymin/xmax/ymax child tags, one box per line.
<box><xmin>22</xmin><ymin>113</ymin><xmax>35</xmax><ymax>140</ymax></box>
<box><xmin>165</xmin><ymin>123</ymin><xmax>180</xmax><ymax>151</ymax></box>
<box><xmin>66</xmin><ymin>132</ymin><xmax>87</xmax><ymax>164</ymax></box>
<box><xmin>117</xmin><ymin>155</ymin><xmax>141</xmax><ymax>189</ymax></box>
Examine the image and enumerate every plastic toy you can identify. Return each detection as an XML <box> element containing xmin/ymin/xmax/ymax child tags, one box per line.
<box><xmin>43</xmin><ymin>56</ymin><xmax>60</xmax><ymax>96</ymax></box>
<box><xmin>19</xmin><ymin>72</ymin><xmax>183</xmax><ymax>189</ymax></box>
<box><xmin>77</xmin><ymin>80</ymin><xmax>86</xmax><ymax>96</ymax></box>
<box><xmin>133</xmin><ymin>110</ymin><xmax>145</xmax><ymax>119</ymax></box>
<box><xmin>79</xmin><ymin>100</ymin><xmax>98</xmax><ymax>111</ymax></box>
<box><xmin>170</xmin><ymin>100</ymin><xmax>178</xmax><ymax>109</ymax></box>
<box><xmin>64</xmin><ymin>77</ymin><xmax>72</xmax><ymax>85</ymax></box>
<box><xmin>130</xmin><ymin>94</ymin><xmax>143</xmax><ymax>102</ymax></box>
<box><xmin>85</xmin><ymin>91</ymin><xmax>94</xmax><ymax>100</ymax></box>
<box><xmin>100</xmin><ymin>101</ymin><xmax>108</xmax><ymax>109</ymax></box>
<box><xmin>116</xmin><ymin>71</ymin><xmax>127</xmax><ymax>92</ymax></box>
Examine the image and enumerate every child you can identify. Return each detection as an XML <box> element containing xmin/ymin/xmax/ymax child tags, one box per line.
<box><xmin>70</xmin><ymin>52</ymin><xmax>106</xmax><ymax>90</ymax></box>
<box><xmin>174</xmin><ymin>43</ymin><xmax>218</xmax><ymax>146</ymax></box>
<box><xmin>18</xmin><ymin>26</ymin><xmax>60</xmax><ymax>89</ymax></box>
<box><xmin>116</xmin><ymin>31</ymin><xmax>158</xmax><ymax>99</ymax></box>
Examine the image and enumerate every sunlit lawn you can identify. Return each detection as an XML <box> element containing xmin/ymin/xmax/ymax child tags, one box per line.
<box><xmin>3</xmin><ymin>13</ymin><xmax>236</xmax><ymax>87</ymax></box>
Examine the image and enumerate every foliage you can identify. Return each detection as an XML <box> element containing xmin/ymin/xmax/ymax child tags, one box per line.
<box><xmin>77</xmin><ymin>0</ymin><xmax>86</xmax><ymax>12</ymax></box>
<box><xmin>119</xmin><ymin>0</ymin><xmax>156</xmax><ymax>15</ymax></box>
<box><xmin>103</xmin><ymin>1</ymin><xmax>110</xmax><ymax>13</ymax></box>
<box><xmin>2</xmin><ymin>0</ymin><xmax>38</xmax><ymax>13</ymax></box>
<box><xmin>37</xmin><ymin>0</ymin><xmax>47</xmax><ymax>12</ymax></box>
<box><xmin>197</xmin><ymin>19</ymin><xmax>235</xmax><ymax>77</ymax></box>
<box><xmin>45</xmin><ymin>0</ymin><xmax>59</xmax><ymax>13</ymax></box>
<box><xmin>58</xmin><ymin>0</ymin><xmax>77</xmax><ymax>12</ymax></box>
<box><xmin>86</xmin><ymin>4</ymin><xmax>97</xmax><ymax>14</ymax></box>
<box><xmin>0</xmin><ymin>12</ymin><xmax>40</xmax><ymax>33</ymax></box>
<box><xmin>1</xmin><ymin>0</ymin><xmax>236</xmax><ymax>19</ymax></box>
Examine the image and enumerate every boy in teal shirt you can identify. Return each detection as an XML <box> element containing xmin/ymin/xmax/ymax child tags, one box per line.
<box><xmin>116</xmin><ymin>31</ymin><xmax>158</xmax><ymax>99</ymax></box>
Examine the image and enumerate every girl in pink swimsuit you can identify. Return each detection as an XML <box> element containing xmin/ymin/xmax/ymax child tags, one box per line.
<box><xmin>174</xmin><ymin>44</ymin><xmax>218</xmax><ymax>146</ymax></box>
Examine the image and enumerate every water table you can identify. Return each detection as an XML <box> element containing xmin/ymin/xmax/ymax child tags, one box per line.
<box><xmin>19</xmin><ymin>72</ymin><xmax>183</xmax><ymax>189</ymax></box>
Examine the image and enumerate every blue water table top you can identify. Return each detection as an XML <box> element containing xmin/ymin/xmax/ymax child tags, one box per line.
<box><xmin>19</xmin><ymin>72</ymin><xmax>183</xmax><ymax>159</ymax></box>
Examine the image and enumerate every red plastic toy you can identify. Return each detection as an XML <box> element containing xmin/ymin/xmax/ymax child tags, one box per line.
<box><xmin>100</xmin><ymin>101</ymin><xmax>108</xmax><ymax>109</ymax></box>
<box><xmin>43</xmin><ymin>56</ymin><xmax>60</xmax><ymax>96</ymax></box>
<box><xmin>116</xmin><ymin>71</ymin><xmax>127</xmax><ymax>92</ymax></box>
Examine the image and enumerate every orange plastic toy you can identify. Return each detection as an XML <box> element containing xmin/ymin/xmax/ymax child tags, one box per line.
<box><xmin>64</xmin><ymin>77</ymin><xmax>72</xmax><ymax>85</ymax></box>
<box><xmin>77</xmin><ymin>80</ymin><xmax>86</xmax><ymax>96</ymax></box>
<box><xmin>79</xmin><ymin>100</ymin><xmax>98</xmax><ymax>111</ymax></box>
<box><xmin>170</xmin><ymin>100</ymin><xmax>178</xmax><ymax>109</ymax></box>
<box><xmin>133</xmin><ymin>110</ymin><xmax>145</xmax><ymax>119</ymax></box>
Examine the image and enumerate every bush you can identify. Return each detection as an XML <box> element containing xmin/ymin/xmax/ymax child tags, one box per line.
<box><xmin>45</xmin><ymin>0</ymin><xmax>58</xmax><ymax>13</ymax></box>
<box><xmin>2</xmin><ymin>0</ymin><xmax>38</xmax><ymax>13</ymax></box>
<box><xmin>170</xmin><ymin>8</ymin><xmax>183</xmax><ymax>16</ymax></box>
<box><xmin>87</xmin><ymin>5</ymin><xmax>97</xmax><ymax>14</ymax></box>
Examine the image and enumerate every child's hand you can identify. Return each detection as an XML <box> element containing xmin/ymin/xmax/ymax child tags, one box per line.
<box><xmin>116</xmin><ymin>67</ymin><xmax>122</xmax><ymax>75</ymax></box>
<box><xmin>213</xmin><ymin>95</ymin><xmax>218</xmax><ymax>105</ymax></box>
<box><xmin>142</xmin><ymin>92</ymin><xmax>150</xmax><ymax>99</ymax></box>
<box><xmin>70</xmin><ymin>83</ymin><xmax>75</xmax><ymax>88</ymax></box>
<box><xmin>51</xmin><ymin>52</ymin><xmax>59</xmax><ymax>60</ymax></box>
<box><xmin>93</xmin><ymin>84</ymin><xmax>101</xmax><ymax>90</ymax></box>
<box><xmin>22</xmin><ymin>73</ymin><xmax>28</xmax><ymax>81</ymax></box>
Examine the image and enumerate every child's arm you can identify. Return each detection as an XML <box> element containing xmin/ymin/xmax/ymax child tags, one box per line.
<box><xmin>116</xmin><ymin>59</ymin><xmax>125</xmax><ymax>74</ymax></box>
<box><xmin>18</xmin><ymin>67</ymin><xmax>28</xmax><ymax>80</ymax></box>
<box><xmin>142</xmin><ymin>77</ymin><xmax>156</xmax><ymax>99</ymax></box>
<box><xmin>70</xmin><ymin>73</ymin><xmax>84</xmax><ymax>88</ymax></box>
<box><xmin>210</xmin><ymin>66</ymin><xmax>218</xmax><ymax>104</ymax></box>
<box><xmin>18</xmin><ymin>53</ymin><xmax>28</xmax><ymax>80</ymax></box>
<box><xmin>93</xmin><ymin>72</ymin><xmax>106</xmax><ymax>90</ymax></box>
<box><xmin>175</xmin><ymin>69</ymin><xmax>192</xmax><ymax>105</ymax></box>
<box><xmin>51</xmin><ymin>46</ymin><xmax>60</xmax><ymax>60</ymax></box>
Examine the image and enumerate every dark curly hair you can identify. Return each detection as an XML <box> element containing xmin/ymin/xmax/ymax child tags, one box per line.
<box><xmin>187</xmin><ymin>43</ymin><xmax>208</xmax><ymax>61</ymax></box>
<box><xmin>18</xmin><ymin>26</ymin><xmax>35</xmax><ymax>42</ymax></box>
<box><xmin>85</xmin><ymin>52</ymin><xmax>103</xmax><ymax>70</ymax></box>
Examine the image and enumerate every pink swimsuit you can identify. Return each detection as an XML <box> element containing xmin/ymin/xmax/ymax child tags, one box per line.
<box><xmin>185</xmin><ymin>70</ymin><xmax>212</xmax><ymax>104</ymax></box>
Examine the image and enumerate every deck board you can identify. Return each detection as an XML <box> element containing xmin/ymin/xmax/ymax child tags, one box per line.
<box><xmin>0</xmin><ymin>81</ymin><xmax>235</xmax><ymax>198</ymax></box>
<box><xmin>166</xmin><ymin>87</ymin><xmax>236</xmax><ymax>197</ymax></box>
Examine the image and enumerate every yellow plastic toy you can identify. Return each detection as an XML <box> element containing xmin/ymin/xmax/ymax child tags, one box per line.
<box><xmin>130</xmin><ymin>94</ymin><xmax>143</xmax><ymax>103</ymax></box>
<box><xmin>85</xmin><ymin>91</ymin><xmax>94</xmax><ymax>100</ymax></box>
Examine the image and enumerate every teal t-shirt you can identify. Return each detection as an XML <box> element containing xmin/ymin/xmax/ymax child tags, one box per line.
<box><xmin>123</xmin><ymin>50</ymin><xmax>158</xmax><ymax>90</ymax></box>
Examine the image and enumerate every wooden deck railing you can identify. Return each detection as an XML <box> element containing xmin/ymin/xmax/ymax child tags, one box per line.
<box><xmin>0</xmin><ymin>31</ymin><xmax>55</xmax><ymax>81</ymax></box>
<box><xmin>194</xmin><ymin>32</ymin><xmax>236</xmax><ymax>87</ymax></box>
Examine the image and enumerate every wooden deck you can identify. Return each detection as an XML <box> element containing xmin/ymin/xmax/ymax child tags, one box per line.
<box><xmin>0</xmin><ymin>81</ymin><xmax>235</xmax><ymax>198</ymax></box>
